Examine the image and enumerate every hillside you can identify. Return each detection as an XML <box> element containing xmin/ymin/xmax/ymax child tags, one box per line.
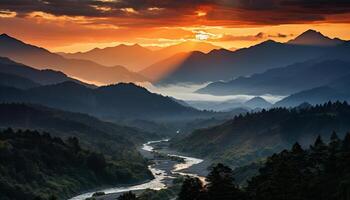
<box><xmin>61</xmin><ymin>41</ymin><xmax>220</xmax><ymax>72</ymax></box>
<box><xmin>0</xmin><ymin>56</ymin><xmax>93</xmax><ymax>87</ymax></box>
<box><xmin>176</xmin><ymin>132</ymin><xmax>350</xmax><ymax>200</ymax></box>
<box><xmin>275</xmin><ymin>73</ymin><xmax>350</xmax><ymax>107</ymax></box>
<box><xmin>0</xmin><ymin>34</ymin><xmax>146</xmax><ymax>84</ymax></box>
<box><xmin>0</xmin><ymin>72</ymin><xmax>40</xmax><ymax>89</ymax></box>
<box><xmin>142</xmin><ymin>30</ymin><xmax>342</xmax><ymax>85</ymax></box>
<box><xmin>171</xmin><ymin>102</ymin><xmax>350</xmax><ymax>167</ymax></box>
<box><xmin>0</xmin><ymin>82</ymin><xmax>207</xmax><ymax>121</ymax></box>
<box><xmin>0</xmin><ymin>103</ymin><xmax>157</xmax><ymax>156</ymax></box>
<box><xmin>197</xmin><ymin>60</ymin><xmax>350</xmax><ymax>96</ymax></box>
<box><xmin>0</xmin><ymin>129</ymin><xmax>152</xmax><ymax>200</ymax></box>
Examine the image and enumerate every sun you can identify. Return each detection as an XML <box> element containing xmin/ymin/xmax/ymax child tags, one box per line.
<box><xmin>195</xmin><ymin>33</ymin><xmax>209</xmax><ymax>40</ymax></box>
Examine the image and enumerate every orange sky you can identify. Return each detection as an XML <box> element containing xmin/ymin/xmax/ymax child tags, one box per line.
<box><xmin>0</xmin><ymin>0</ymin><xmax>350</xmax><ymax>53</ymax></box>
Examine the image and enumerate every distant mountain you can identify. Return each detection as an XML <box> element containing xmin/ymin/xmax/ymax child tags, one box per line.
<box><xmin>61</xmin><ymin>41</ymin><xmax>221</xmax><ymax>72</ymax></box>
<box><xmin>287</xmin><ymin>29</ymin><xmax>344</xmax><ymax>46</ymax></box>
<box><xmin>60</xmin><ymin>44</ymin><xmax>154</xmax><ymax>71</ymax></box>
<box><xmin>140</xmin><ymin>52</ymin><xmax>192</xmax><ymax>82</ymax></box>
<box><xmin>275</xmin><ymin>73</ymin><xmax>350</xmax><ymax>107</ymax></box>
<box><xmin>0</xmin><ymin>81</ymin><xmax>208</xmax><ymax>121</ymax></box>
<box><xmin>171</xmin><ymin>102</ymin><xmax>350</xmax><ymax>167</ymax></box>
<box><xmin>197</xmin><ymin>60</ymin><xmax>350</xmax><ymax>96</ymax></box>
<box><xmin>0</xmin><ymin>73</ymin><xmax>40</xmax><ymax>89</ymax></box>
<box><xmin>244</xmin><ymin>97</ymin><xmax>272</xmax><ymax>109</ymax></box>
<box><xmin>0</xmin><ymin>56</ymin><xmax>94</xmax><ymax>88</ymax></box>
<box><xmin>0</xmin><ymin>34</ymin><xmax>146</xmax><ymax>84</ymax></box>
<box><xmin>143</xmin><ymin>32</ymin><xmax>338</xmax><ymax>85</ymax></box>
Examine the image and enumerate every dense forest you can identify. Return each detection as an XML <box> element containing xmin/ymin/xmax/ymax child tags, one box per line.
<box><xmin>122</xmin><ymin>131</ymin><xmax>350</xmax><ymax>200</ymax></box>
<box><xmin>172</xmin><ymin>101</ymin><xmax>350</xmax><ymax>167</ymax></box>
<box><xmin>0</xmin><ymin>129</ymin><xmax>153</xmax><ymax>200</ymax></box>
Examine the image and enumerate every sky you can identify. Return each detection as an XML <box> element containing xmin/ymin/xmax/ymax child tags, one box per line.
<box><xmin>0</xmin><ymin>0</ymin><xmax>350</xmax><ymax>53</ymax></box>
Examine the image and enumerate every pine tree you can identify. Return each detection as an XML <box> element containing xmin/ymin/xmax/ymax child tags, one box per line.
<box><xmin>206</xmin><ymin>163</ymin><xmax>242</xmax><ymax>200</ymax></box>
<box><xmin>118</xmin><ymin>191</ymin><xmax>136</xmax><ymax>200</ymax></box>
<box><xmin>178</xmin><ymin>176</ymin><xmax>203</xmax><ymax>200</ymax></box>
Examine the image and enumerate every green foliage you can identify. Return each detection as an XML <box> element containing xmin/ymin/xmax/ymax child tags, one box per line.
<box><xmin>173</xmin><ymin>101</ymin><xmax>350</xmax><ymax>166</ymax></box>
<box><xmin>246</xmin><ymin>131</ymin><xmax>350</xmax><ymax>200</ymax></box>
<box><xmin>178</xmin><ymin>131</ymin><xmax>350</xmax><ymax>200</ymax></box>
<box><xmin>178</xmin><ymin>176</ymin><xmax>203</xmax><ymax>200</ymax></box>
<box><xmin>118</xmin><ymin>191</ymin><xmax>137</xmax><ymax>200</ymax></box>
<box><xmin>0</xmin><ymin>129</ymin><xmax>150</xmax><ymax>200</ymax></box>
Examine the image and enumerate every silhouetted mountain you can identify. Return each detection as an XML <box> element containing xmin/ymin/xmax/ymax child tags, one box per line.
<box><xmin>0</xmin><ymin>82</ymin><xmax>208</xmax><ymax>120</ymax></box>
<box><xmin>275</xmin><ymin>74</ymin><xmax>350</xmax><ymax>107</ymax></box>
<box><xmin>172</xmin><ymin>102</ymin><xmax>350</xmax><ymax>167</ymax></box>
<box><xmin>0</xmin><ymin>34</ymin><xmax>146</xmax><ymax>84</ymax></box>
<box><xmin>197</xmin><ymin>60</ymin><xmax>350</xmax><ymax>95</ymax></box>
<box><xmin>287</xmin><ymin>29</ymin><xmax>344</xmax><ymax>46</ymax></box>
<box><xmin>244</xmin><ymin>97</ymin><xmax>272</xmax><ymax>109</ymax></box>
<box><xmin>0</xmin><ymin>72</ymin><xmax>40</xmax><ymax>89</ymax></box>
<box><xmin>60</xmin><ymin>44</ymin><xmax>154</xmax><ymax>71</ymax></box>
<box><xmin>0</xmin><ymin>56</ymin><xmax>94</xmax><ymax>87</ymax></box>
<box><xmin>61</xmin><ymin>41</ymin><xmax>220</xmax><ymax>72</ymax></box>
<box><xmin>0</xmin><ymin>103</ymin><xmax>157</xmax><ymax>155</ymax></box>
<box><xmin>143</xmin><ymin>36</ymin><xmax>336</xmax><ymax>85</ymax></box>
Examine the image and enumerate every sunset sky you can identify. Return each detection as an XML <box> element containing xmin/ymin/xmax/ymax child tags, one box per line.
<box><xmin>1</xmin><ymin>0</ymin><xmax>350</xmax><ymax>53</ymax></box>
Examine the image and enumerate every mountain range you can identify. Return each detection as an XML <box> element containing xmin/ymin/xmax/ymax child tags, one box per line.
<box><xmin>60</xmin><ymin>41</ymin><xmax>221</xmax><ymax>72</ymax></box>
<box><xmin>0</xmin><ymin>81</ymin><xmax>208</xmax><ymax>121</ymax></box>
<box><xmin>0</xmin><ymin>34</ymin><xmax>146</xmax><ymax>85</ymax></box>
<box><xmin>197</xmin><ymin>59</ymin><xmax>350</xmax><ymax>96</ymax></box>
<box><xmin>141</xmin><ymin>30</ymin><xmax>347</xmax><ymax>85</ymax></box>
<box><xmin>0</xmin><ymin>56</ymin><xmax>94</xmax><ymax>88</ymax></box>
<box><xmin>275</xmin><ymin>73</ymin><xmax>350</xmax><ymax>107</ymax></box>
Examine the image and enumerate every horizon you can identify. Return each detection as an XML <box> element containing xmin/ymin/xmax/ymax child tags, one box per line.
<box><xmin>0</xmin><ymin>28</ymin><xmax>348</xmax><ymax>54</ymax></box>
<box><xmin>1</xmin><ymin>1</ymin><xmax>350</xmax><ymax>53</ymax></box>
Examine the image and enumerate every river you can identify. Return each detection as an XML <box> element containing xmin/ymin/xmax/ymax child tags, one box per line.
<box><xmin>69</xmin><ymin>139</ymin><xmax>204</xmax><ymax>200</ymax></box>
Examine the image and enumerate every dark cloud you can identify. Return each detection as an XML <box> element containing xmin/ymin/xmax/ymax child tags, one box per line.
<box><xmin>0</xmin><ymin>0</ymin><xmax>349</xmax><ymax>26</ymax></box>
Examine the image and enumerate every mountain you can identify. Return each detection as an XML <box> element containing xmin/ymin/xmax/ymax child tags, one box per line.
<box><xmin>142</xmin><ymin>33</ymin><xmax>337</xmax><ymax>85</ymax></box>
<box><xmin>0</xmin><ymin>34</ymin><xmax>146</xmax><ymax>84</ymax></box>
<box><xmin>0</xmin><ymin>103</ymin><xmax>157</xmax><ymax>155</ymax></box>
<box><xmin>287</xmin><ymin>29</ymin><xmax>344</xmax><ymax>46</ymax></box>
<box><xmin>140</xmin><ymin>52</ymin><xmax>192</xmax><ymax>82</ymax></box>
<box><xmin>0</xmin><ymin>128</ymin><xmax>152</xmax><ymax>200</ymax></box>
<box><xmin>197</xmin><ymin>60</ymin><xmax>350</xmax><ymax>96</ymax></box>
<box><xmin>60</xmin><ymin>44</ymin><xmax>154</xmax><ymax>71</ymax></box>
<box><xmin>0</xmin><ymin>81</ymin><xmax>209</xmax><ymax>121</ymax></box>
<box><xmin>0</xmin><ymin>56</ymin><xmax>95</xmax><ymax>88</ymax></box>
<box><xmin>244</xmin><ymin>97</ymin><xmax>272</xmax><ymax>109</ymax></box>
<box><xmin>275</xmin><ymin>73</ymin><xmax>350</xmax><ymax>107</ymax></box>
<box><xmin>0</xmin><ymin>72</ymin><xmax>40</xmax><ymax>89</ymax></box>
<box><xmin>171</xmin><ymin>102</ymin><xmax>350</xmax><ymax>167</ymax></box>
<box><xmin>60</xmin><ymin>41</ymin><xmax>220</xmax><ymax>72</ymax></box>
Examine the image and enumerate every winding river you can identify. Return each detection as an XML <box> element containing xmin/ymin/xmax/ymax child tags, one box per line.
<box><xmin>69</xmin><ymin>139</ymin><xmax>204</xmax><ymax>200</ymax></box>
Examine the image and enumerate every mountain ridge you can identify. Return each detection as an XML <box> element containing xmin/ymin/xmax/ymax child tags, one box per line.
<box><xmin>0</xmin><ymin>34</ymin><xmax>146</xmax><ymax>84</ymax></box>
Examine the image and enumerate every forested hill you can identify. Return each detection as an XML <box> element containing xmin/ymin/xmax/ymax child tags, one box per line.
<box><xmin>172</xmin><ymin>101</ymin><xmax>350</xmax><ymax>167</ymax></box>
<box><xmin>176</xmin><ymin>132</ymin><xmax>350</xmax><ymax>200</ymax></box>
<box><xmin>0</xmin><ymin>129</ymin><xmax>152</xmax><ymax>200</ymax></box>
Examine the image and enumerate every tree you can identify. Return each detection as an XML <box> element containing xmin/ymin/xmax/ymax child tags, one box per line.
<box><xmin>178</xmin><ymin>176</ymin><xmax>204</xmax><ymax>200</ymax></box>
<box><xmin>118</xmin><ymin>191</ymin><xmax>136</xmax><ymax>200</ymax></box>
<box><xmin>329</xmin><ymin>131</ymin><xmax>341</xmax><ymax>153</ymax></box>
<box><xmin>206</xmin><ymin>163</ymin><xmax>243</xmax><ymax>200</ymax></box>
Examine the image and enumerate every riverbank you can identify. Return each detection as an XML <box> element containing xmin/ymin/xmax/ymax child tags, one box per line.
<box><xmin>68</xmin><ymin>139</ymin><xmax>206</xmax><ymax>200</ymax></box>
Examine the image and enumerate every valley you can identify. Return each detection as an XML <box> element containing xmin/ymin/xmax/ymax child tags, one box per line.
<box><xmin>0</xmin><ymin>6</ymin><xmax>350</xmax><ymax>199</ymax></box>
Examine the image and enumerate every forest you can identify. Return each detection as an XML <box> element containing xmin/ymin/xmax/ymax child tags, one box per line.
<box><xmin>0</xmin><ymin>129</ymin><xmax>152</xmax><ymax>200</ymax></box>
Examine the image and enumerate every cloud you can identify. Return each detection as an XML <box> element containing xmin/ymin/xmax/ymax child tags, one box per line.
<box><xmin>208</xmin><ymin>32</ymin><xmax>292</xmax><ymax>42</ymax></box>
<box><xmin>0</xmin><ymin>0</ymin><xmax>349</xmax><ymax>27</ymax></box>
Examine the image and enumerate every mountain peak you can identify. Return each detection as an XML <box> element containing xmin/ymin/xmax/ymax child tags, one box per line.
<box><xmin>288</xmin><ymin>29</ymin><xmax>343</xmax><ymax>46</ymax></box>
